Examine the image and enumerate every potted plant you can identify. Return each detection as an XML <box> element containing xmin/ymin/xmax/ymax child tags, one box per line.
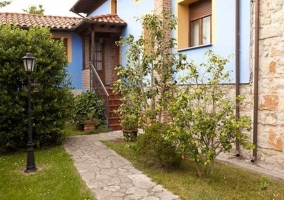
<box><xmin>120</xmin><ymin>113</ymin><xmax>139</xmax><ymax>141</ymax></box>
<box><xmin>83</xmin><ymin>112</ymin><xmax>102</xmax><ymax>131</ymax></box>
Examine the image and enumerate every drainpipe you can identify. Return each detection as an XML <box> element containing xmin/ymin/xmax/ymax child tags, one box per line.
<box><xmin>251</xmin><ymin>0</ymin><xmax>259</xmax><ymax>162</ymax></box>
<box><xmin>235</xmin><ymin>0</ymin><xmax>241</xmax><ymax>157</ymax></box>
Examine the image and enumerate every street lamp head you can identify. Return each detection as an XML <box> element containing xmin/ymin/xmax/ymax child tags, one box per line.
<box><xmin>22</xmin><ymin>53</ymin><xmax>36</xmax><ymax>73</ymax></box>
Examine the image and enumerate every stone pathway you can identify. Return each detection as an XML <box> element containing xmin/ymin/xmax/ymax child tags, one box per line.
<box><xmin>63</xmin><ymin>131</ymin><xmax>180</xmax><ymax>200</ymax></box>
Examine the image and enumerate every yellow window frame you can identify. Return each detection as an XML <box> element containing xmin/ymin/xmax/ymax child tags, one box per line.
<box><xmin>175</xmin><ymin>0</ymin><xmax>216</xmax><ymax>50</ymax></box>
<box><xmin>52</xmin><ymin>34</ymin><xmax>72</xmax><ymax>63</ymax></box>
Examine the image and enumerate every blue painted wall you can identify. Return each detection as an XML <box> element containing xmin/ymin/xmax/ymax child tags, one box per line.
<box><xmin>89</xmin><ymin>0</ymin><xmax>109</xmax><ymax>16</ymax></box>
<box><xmin>53</xmin><ymin>32</ymin><xmax>83</xmax><ymax>89</ymax></box>
<box><xmin>69</xmin><ymin>32</ymin><xmax>83</xmax><ymax>89</ymax></box>
<box><xmin>119</xmin><ymin>0</ymin><xmax>154</xmax><ymax>66</ymax></box>
<box><xmin>172</xmin><ymin>0</ymin><xmax>250</xmax><ymax>83</ymax></box>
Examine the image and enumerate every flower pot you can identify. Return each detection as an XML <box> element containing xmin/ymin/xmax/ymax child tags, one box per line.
<box><xmin>84</xmin><ymin>124</ymin><xmax>95</xmax><ymax>131</ymax></box>
<box><xmin>122</xmin><ymin>129</ymin><xmax>138</xmax><ymax>141</ymax></box>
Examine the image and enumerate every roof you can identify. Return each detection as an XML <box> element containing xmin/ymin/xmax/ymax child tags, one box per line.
<box><xmin>0</xmin><ymin>12</ymin><xmax>126</xmax><ymax>31</ymax></box>
<box><xmin>0</xmin><ymin>12</ymin><xmax>82</xmax><ymax>30</ymax></box>
<box><xmin>87</xmin><ymin>14</ymin><xmax>126</xmax><ymax>25</ymax></box>
<box><xmin>70</xmin><ymin>0</ymin><xmax>107</xmax><ymax>16</ymax></box>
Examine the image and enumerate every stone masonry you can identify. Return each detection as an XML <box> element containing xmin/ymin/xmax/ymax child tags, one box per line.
<box><xmin>254</xmin><ymin>0</ymin><xmax>284</xmax><ymax>170</ymax></box>
<box><xmin>230</xmin><ymin>0</ymin><xmax>284</xmax><ymax>171</ymax></box>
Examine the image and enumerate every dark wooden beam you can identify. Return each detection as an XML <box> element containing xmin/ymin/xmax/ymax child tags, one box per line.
<box><xmin>93</xmin><ymin>25</ymin><xmax>122</xmax><ymax>33</ymax></box>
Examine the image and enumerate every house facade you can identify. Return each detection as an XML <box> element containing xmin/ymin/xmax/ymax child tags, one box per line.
<box><xmin>0</xmin><ymin>0</ymin><xmax>283</xmax><ymax>171</ymax></box>
<box><xmin>70</xmin><ymin>0</ymin><xmax>284</xmax><ymax>172</ymax></box>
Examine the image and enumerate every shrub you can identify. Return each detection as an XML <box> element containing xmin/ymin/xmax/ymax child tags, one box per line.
<box><xmin>168</xmin><ymin>50</ymin><xmax>253</xmax><ymax>176</ymax></box>
<box><xmin>72</xmin><ymin>90</ymin><xmax>105</xmax><ymax>130</ymax></box>
<box><xmin>135</xmin><ymin>123</ymin><xmax>182</xmax><ymax>169</ymax></box>
<box><xmin>0</xmin><ymin>25</ymin><xmax>74</xmax><ymax>152</ymax></box>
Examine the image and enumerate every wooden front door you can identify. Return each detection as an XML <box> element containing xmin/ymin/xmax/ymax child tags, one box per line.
<box><xmin>94</xmin><ymin>41</ymin><xmax>104</xmax><ymax>84</ymax></box>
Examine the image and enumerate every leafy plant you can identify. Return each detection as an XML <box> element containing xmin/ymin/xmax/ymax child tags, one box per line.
<box><xmin>135</xmin><ymin>122</ymin><xmax>182</xmax><ymax>168</ymax></box>
<box><xmin>113</xmin><ymin>10</ymin><xmax>186</xmax><ymax>129</ymax></box>
<box><xmin>260</xmin><ymin>177</ymin><xmax>271</xmax><ymax>190</ymax></box>
<box><xmin>83</xmin><ymin>111</ymin><xmax>102</xmax><ymax>126</ymax></box>
<box><xmin>23</xmin><ymin>4</ymin><xmax>45</xmax><ymax>15</ymax></box>
<box><xmin>121</xmin><ymin>113</ymin><xmax>138</xmax><ymax>130</ymax></box>
<box><xmin>120</xmin><ymin>113</ymin><xmax>139</xmax><ymax>141</ymax></box>
<box><xmin>72</xmin><ymin>90</ymin><xmax>105</xmax><ymax>130</ymax></box>
<box><xmin>168</xmin><ymin>50</ymin><xmax>253</xmax><ymax>176</ymax></box>
<box><xmin>0</xmin><ymin>1</ymin><xmax>11</xmax><ymax>8</ymax></box>
<box><xmin>0</xmin><ymin>25</ymin><xmax>74</xmax><ymax>152</ymax></box>
<box><xmin>113</xmin><ymin>10</ymin><xmax>253</xmax><ymax>177</ymax></box>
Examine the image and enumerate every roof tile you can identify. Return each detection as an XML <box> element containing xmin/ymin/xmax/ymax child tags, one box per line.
<box><xmin>87</xmin><ymin>14</ymin><xmax>126</xmax><ymax>24</ymax></box>
<box><xmin>0</xmin><ymin>12</ymin><xmax>126</xmax><ymax>30</ymax></box>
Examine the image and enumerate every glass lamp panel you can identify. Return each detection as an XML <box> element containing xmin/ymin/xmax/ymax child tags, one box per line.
<box><xmin>23</xmin><ymin>58</ymin><xmax>35</xmax><ymax>72</ymax></box>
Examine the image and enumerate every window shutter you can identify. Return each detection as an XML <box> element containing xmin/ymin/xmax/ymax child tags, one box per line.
<box><xmin>190</xmin><ymin>0</ymin><xmax>212</xmax><ymax>21</ymax></box>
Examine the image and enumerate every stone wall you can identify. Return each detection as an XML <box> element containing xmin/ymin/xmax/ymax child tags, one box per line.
<box><xmin>168</xmin><ymin>0</ymin><xmax>284</xmax><ymax>171</ymax></box>
<box><xmin>229</xmin><ymin>0</ymin><xmax>284</xmax><ymax>171</ymax></box>
<box><xmin>255</xmin><ymin>0</ymin><xmax>284</xmax><ymax>169</ymax></box>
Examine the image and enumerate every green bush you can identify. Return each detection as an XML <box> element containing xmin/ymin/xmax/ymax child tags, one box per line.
<box><xmin>0</xmin><ymin>25</ymin><xmax>74</xmax><ymax>152</ymax></box>
<box><xmin>72</xmin><ymin>90</ymin><xmax>105</xmax><ymax>130</ymax></box>
<box><xmin>135</xmin><ymin>123</ymin><xmax>182</xmax><ymax>169</ymax></box>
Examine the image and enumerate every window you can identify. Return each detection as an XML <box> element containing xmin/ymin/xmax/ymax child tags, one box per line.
<box><xmin>176</xmin><ymin>0</ymin><xmax>213</xmax><ymax>49</ymax></box>
<box><xmin>52</xmin><ymin>34</ymin><xmax>72</xmax><ymax>62</ymax></box>
<box><xmin>189</xmin><ymin>0</ymin><xmax>212</xmax><ymax>47</ymax></box>
<box><xmin>94</xmin><ymin>41</ymin><xmax>103</xmax><ymax>70</ymax></box>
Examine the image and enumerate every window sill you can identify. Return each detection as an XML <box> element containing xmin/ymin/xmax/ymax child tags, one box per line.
<box><xmin>177</xmin><ymin>44</ymin><xmax>212</xmax><ymax>52</ymax></box>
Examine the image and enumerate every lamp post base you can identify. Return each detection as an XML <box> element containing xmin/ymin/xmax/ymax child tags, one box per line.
<box><xmin>24</xmin><ymin>143</ymin><xmax>37</xmax><ymax>173</ymax></box>
<box><xmin>24</xmin><ymin>168</ymin><xmax>37</xmax><ymax>173</ymax></box>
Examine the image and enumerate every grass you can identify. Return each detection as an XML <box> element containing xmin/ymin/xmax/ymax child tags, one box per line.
<box><xmin>0</xmin><ymin>145</ymin><xmax>95</xmax><ymax>200</ymax></box>
<box><xmin>103</xmin><ymin>140</ymin><xmax>284</xmax><ymax>200</ymax></box>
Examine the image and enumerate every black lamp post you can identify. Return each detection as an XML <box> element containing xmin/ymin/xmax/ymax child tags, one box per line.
<box><xmin>22</xmin><ymin>52</ymin><xmax>37</xmax><ymax>173</ymax></box>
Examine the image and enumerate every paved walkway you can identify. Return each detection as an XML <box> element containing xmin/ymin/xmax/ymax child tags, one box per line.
<box><xmin>63</xmin><ymin>131</ymin><xmax>180</xmax><ymax>200</ymax></box>
<box><xmin>63</xmin><ymin>131</ymin><xmax>284</xmax><ymax>200</ymax></box>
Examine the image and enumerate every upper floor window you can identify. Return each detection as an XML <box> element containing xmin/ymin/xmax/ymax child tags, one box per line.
<box><xmin>189</xmin><ymin>0</ymin><xmax>212</xmax><ymax>47</ymax></box>
<box><xmin>176</xmin><ymin>0</ymin><xmax>213</xmax><ymax>49</ymax></box>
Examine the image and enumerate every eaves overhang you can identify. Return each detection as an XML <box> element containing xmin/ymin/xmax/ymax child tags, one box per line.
<box><xmin>70</xmin><ymin>0</ymin><xmax>107</xmax><ymax>16</ymax></box>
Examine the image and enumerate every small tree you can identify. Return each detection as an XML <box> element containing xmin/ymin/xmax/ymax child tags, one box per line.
<box><xmin>168</xmin><ymin>50</ymin><xmax>253</xmax><ymax>176</ymax></box>
<box><xmin>23</xmin><ymin>5</ymin><xmax>44</xmax><ymax>15</ymax></box>
<box><xmin>0</xmin><ymin>25</ymin><xmax>73</xmax><ymax>152</ymax></box>
<box><xmin>113</xmin><ymin>10</ymin><xmax>187</xmax><ymax>128</ymax></box>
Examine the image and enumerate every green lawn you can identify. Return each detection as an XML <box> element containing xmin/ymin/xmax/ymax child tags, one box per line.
<box><xmin>104</xmin><ymin>140</ymin><xmax>284</xmax><ymax>200</ymax></box>
<box><xmin>0</xmin><ymin>146</ymin><xmax>95</xmax><ymax>200</ymax></box>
